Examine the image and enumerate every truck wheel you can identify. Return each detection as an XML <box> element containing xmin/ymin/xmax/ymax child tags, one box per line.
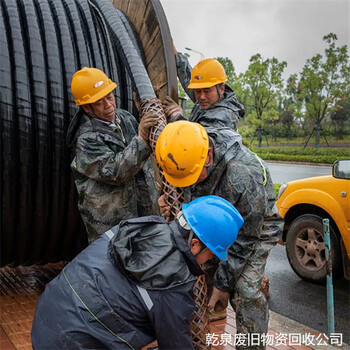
<box><xmin>286</xmin><ymin>214</ymin><xmax>341</xmax><ymax>284</ymax></box>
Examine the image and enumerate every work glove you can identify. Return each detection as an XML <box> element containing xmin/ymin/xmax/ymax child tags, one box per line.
<box><xmin>162</xmin><ymin>96</ymin><xmax>183</xmax><ymax>120</ymax></box>
<box><xmin>208</xmin><ymin>286</ymin><xmax>230</xmax><ymax>313</ymax></box>
<box><xmin>158</xmin><ymin>194</ymin><xmax>171</xmax><ymax>222</ymax></box>
<box><xmin>138</xmin><ymin>112</ymin><xmax>158</xmax><ymax>144</ymax></box>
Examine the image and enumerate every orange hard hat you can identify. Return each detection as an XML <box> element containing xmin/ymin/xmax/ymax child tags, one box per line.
<box><xmin>188</xmin><ymin>58</ymin><xmax>227</xmax><ymax>89</ymax></box>
<box><xmin>155</xmin><ymin>121</ymin><xmax>209</xmax><ymax>187</ymax></box>
<box><xmin>71</xmin><ymin>67</ymin><xmax>117</xmax><ymax>105</ymax></box>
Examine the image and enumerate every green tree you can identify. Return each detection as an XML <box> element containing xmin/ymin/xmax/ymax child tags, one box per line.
<box><xmin>330</xmin><ymin>98</ymin><xmax>350</xmax><ymax>139</ymax></box>
<box><xmin>279</xmin><ymin>110</ymin><xmax>295</xmax><ymax>138</ymax></box>
<box><xmin>278</xmin><ymin>78</ymin><xmax>301</xmax><ymax>139</ymax></box>
<box><xmin>216</xmin><ymin>56</ymin><xmax>236</xmax><ymax>88</ymax></box>
<box><xmin>177</xmin><ymin>80</ymin><xmax>194</xmax><ymax>119</ymax></box>
<box><xmin>293</xmin><ymin>33</ymin><xmax>350</xmax><ymax>147</ymax></box>
<box><xmin>285</xmin><ymin>74</ymin><xmax>309</xmax><ymax>135</ymax></box>
<box><xmin>177</xmin><ymin>52</ymin><xmax>193</xmax><ymax>118</ymax></box>
<box><xmin>236</xmin><ymin>53</ymin><xmax>287</xmax><ymax>146</ymax></box>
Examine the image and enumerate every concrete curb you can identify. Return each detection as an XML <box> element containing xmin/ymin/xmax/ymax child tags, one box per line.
<box><xmin>269</xmin><ymin>310</ymin><xmax>349</xmax><ymax>350</ymax></box>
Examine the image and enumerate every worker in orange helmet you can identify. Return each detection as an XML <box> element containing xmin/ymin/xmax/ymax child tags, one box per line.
<box><xmin>162</xmin><ymin>47</ymin><xmax>245</xmax><ymax>130</ymax></box>
<box><xmin>66</xmin><ymin>67</ymin><xmax>159</xmax><ymax>243</ymax></box>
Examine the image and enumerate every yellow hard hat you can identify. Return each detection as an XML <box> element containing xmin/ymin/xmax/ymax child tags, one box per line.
<box><xmin>71</xmin><ymin>67</ymin><xmax>117</xmax><ymax>105</ymax></box>
<box><xmin>188</xmin><ymin>58</ymin><xmax>227</xmax><ymax>89</ymax></box>
<box><xmin>155</xmin><ymin>121</ymin><xmax>209</xmax><ymax>187</ymax></box>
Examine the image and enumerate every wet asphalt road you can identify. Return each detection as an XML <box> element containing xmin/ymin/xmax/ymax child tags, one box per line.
<box><xmin>266</xmin><ymin>162</ymin><xmax>332</xmax><ymax>184</ymax></box>
<box><xmin>265</xmin><ymin>244</ymin><xmax>350</xmax><ymax>344</ymax></box>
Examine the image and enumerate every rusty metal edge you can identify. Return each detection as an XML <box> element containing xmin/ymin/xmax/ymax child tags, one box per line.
<box><xmin>149</xmin><ymin>0</ymin><xmax>178</xmax><ymax>103</ymax></box>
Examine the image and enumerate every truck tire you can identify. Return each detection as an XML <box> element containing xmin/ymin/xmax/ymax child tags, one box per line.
<box><xmin>286</xmin><ymin>214</ymin><xmax>341</xmax><ymax>284</ymax></box>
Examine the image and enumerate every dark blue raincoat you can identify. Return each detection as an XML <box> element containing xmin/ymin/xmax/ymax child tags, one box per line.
<box><xmin>31</xmin><ymin>216</ymin><xmax>203</xmax><ymax>349</ymax></box>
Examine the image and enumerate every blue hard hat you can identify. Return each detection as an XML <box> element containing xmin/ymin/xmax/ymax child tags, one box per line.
<box><xmin>182</xmin><ymin>195</ymin><xmax>244</xmax><ymax>261</ymax></box>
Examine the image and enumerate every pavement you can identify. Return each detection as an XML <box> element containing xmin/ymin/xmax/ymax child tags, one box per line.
<box><xmin>0</xmin><ymin>263</ymin><xmax>348</xmax><ymax>350</ymax></box>
<box><xmin>267</xmin><ymin>310</ymin><xmax>348</xmax><ymax>350</ymax></box>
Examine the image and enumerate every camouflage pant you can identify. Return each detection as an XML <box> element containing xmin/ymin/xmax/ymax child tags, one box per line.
<box><xmin>230</xmin><ymin>240</ymin><xmax>276</xmax><ymax>350</ymax></box>
<box><xmin>206</xmin><ymin>240</ymin><xmax>276</xmax><ymax>350</ymax></box>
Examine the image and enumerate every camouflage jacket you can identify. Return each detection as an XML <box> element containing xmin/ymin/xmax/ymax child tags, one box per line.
<box><xmin>66</xmin><ymin>109</ymin><xmax>159</xmax><ymax>242</ymax></box>
<box><xmin>175</xmin><ymin>52</ymin><xmax>245</xmax><ymax>130</ymax></box>
<box><xmin>185</xmin><ymin>128</ymin><xmax>283</xmax><ymax>291</ymax></box>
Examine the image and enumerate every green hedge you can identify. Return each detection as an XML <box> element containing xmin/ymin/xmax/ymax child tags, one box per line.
<box><xmin>250</xmin><ymin>146</ymin><xmax>349</xmax><ymax>156</ymax></box>
<box><xmin>256</xmin><ymin>153</ymin><xmax>348</xmax><ymax>164</ymax></box>
<box><xmin>250</xmin><ymin>146</ymin><xmax>349</xmax><ymax>164</ymax></box>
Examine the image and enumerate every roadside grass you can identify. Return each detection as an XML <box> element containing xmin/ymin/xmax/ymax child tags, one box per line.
<box><xmin>250</xmin><ymin>146</ymin><xmax>349</xmax><ymax>164</ymax></box>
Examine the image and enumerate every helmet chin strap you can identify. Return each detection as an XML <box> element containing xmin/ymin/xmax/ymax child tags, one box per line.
<box><xmin>88</xmin><ymin>104</ymin><xmax>99</xmax><ymax>119</ymax></box>
<box><xmin>216</xmin><ymin>84</ymin><xmax>225</xmax><ymax>103</ymax></box>
<box><xmin>194</xmin><ymin>246</ymin><xmax>208</xmax><ymax>258</ymax></box>
<box><xmin>216</xmin><ymin>85</ymin><xmax>221</xmax><ymax>101</ymax></box>
<box><xmin>178</xmin><ymin>211</ymin><xmax>208</xmax><ymax>258</ymax></box>
<box><xmin>203</xmin><ymin>142</ymin><xmax>214</xmax><ymax>178</ymax></box>
<box><xmin>187</xmin><ymin>226</ymin><xmax>208</xmax><ymax>258</ymax></box>
<box><xmin>188</xmin><ymin>230</ymin><xmax>194</xmax><ymax>250</ymax></box>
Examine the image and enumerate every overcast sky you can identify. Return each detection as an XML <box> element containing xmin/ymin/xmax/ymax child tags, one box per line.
<box><xmin>161</xmin><ymin>0</ymin><xmax>350</xmax><ymax>79</ymax></box>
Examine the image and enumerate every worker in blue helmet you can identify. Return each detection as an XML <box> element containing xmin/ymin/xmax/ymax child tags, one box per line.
<box><xmin>31</xmin><ymin>195</ymin><xmax>243</xmax><ymax>349</ymax></box>
<box><xmin>182</xmin><ymin>196</ymin><xmax>243</xmax><ymax>261</ymax></box>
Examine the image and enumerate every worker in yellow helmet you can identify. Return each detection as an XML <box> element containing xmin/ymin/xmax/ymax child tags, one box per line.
<box><xmin>162</xmin><ymin>47</ymin><xmax>245</xmax><ymax>130</ymax></box>
<box><xmin>66</xmin><ymin>67</ymin><xmax>159</xmax><ymax>243</ymax></box>
<box><xmin>156</xmin><ymin>121</ymin><xmax>283</xmax><ymax>350</ymax></box>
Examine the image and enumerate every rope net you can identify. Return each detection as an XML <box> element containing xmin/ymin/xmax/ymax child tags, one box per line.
<box><xmin>140</xmin><ymin>98</ymin><xmax>210</xmax><ymax>349</ymax></box>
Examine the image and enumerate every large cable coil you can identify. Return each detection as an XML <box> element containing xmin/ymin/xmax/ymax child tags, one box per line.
<box><xmin>0</xmin><ymin>0</ymin><xmax>170</xmax><ymax>266</ymax></box>
<box><xmin>0</xmin><ymin>0</ymin><xmax>210</xmax><ymax>347</ymax></box>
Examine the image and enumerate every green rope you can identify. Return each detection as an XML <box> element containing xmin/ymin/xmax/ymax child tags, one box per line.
<box><xmin>254</xmin><ymin>154</ymin><xmax>267</xmax><ymax>186</ymax></box>
<box><xmin>62</xmin><ymin>267</ymin><xmax>135</xmax><ymax>349</ymax></box>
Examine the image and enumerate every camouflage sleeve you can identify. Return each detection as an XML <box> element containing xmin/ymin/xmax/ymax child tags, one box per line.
<box><xmin>263</xmin><ymin>166</ymin><xmax>278</xmax><ymax>214</ymax></box>
<box><xmin>73</xmin><ymin>133</ymin><xmax>151</xmax><ymax>186</ymax></box>
<box><xmin>175</xmin><ymin>52</ymin><xmax>196</xmax><ymax>103</ymax></box>
<box><xmin>261</xmin><ymin>167</ymin><xmax>283</xmax><ymax>243</ymax></box>
<box><xmin>214</xmin><ymin>239</ymin><xmax>255</xmax><ymax>292</ymax></box>
<box><xmin>213</xmin><ymin>162</ymin><xmax>265</xmax><ymax>291</ymax></box>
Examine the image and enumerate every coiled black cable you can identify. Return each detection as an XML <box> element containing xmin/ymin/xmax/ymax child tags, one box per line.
<box><xmin>0</xmin><ymin>0</ymin><xmax>159</xmax><ymax>266</ymax></box>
